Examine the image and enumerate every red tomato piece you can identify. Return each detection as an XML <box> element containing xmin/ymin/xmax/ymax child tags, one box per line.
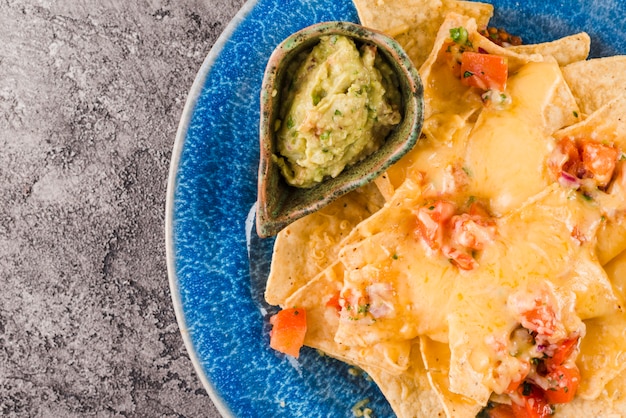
<box><xmin>269</xmin><ymin>307</ymin><xmax>307</xmax><ymax>358</ymax></box>
<box><xmin>544</xmin><ymin>365</ymin><xmax>580</xmax><ymax>404</ymax></box>
<box><xmin>558</xmin><ymin>137</ymin><xmax>583</xmax><ymax>175</ymax></box>
<box><xmin>460</xmin><ymin>51</ymin><xmax>508</xmax><ymax>91</ymax></box>
<box><xmin>468</xmin><ymin>201</ymin><xmax>491</xmax><ymax>218</ymax></box>
<box><xmin>519</xmin><ymin>300</ymin><xmax>557</xmax><ymax>336</ymax></box>
<box><xmin>414</xmin><ymin>200</ymin><xmax>456</xmax><ymax>250</ymax></box>
<box><xmin>580</xmin><ymin>140</ymin><xmax>619</xmax><ymax>187</ymax></box>
<box><xmin>442</xmin><ymin>245</ymin><xmax>478</xmax><ymax>270</ymax></box>
<box><xmin>547</xmin><ymin>336</ymin><xmax>578</xmax><ymax>368</ymax></box>
<box><xmin>450</xmin><ymin>213</ymin><xmax>496</xmax><ymax>251</ymax></box>
<box><xmin>511</xmin><ymin>384</ymin><xmax>553</xmax><ymax>418</ymax></box>
<box><xmin>487</xmin><ymin>404</ymin><xmax>516</xmax><ymax>418</ymax></box>
<box><xmin>325</xmin><ymin>291</ymin><xmax>342</xmax><ymax>312</ymax></box>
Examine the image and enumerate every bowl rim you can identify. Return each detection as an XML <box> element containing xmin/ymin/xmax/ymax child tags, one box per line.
<box><xmin>256</xmin><ymin>20</ymin><xmax>425</xmax><ymax>238</ymax></box>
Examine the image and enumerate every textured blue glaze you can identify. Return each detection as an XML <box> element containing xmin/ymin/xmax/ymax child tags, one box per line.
<box><xmin>485</xmin><ymin>0</ymin><xmax>626</xmax><ymax>57</ymax></box>
<box><xmin>168</xmin><ymin>1</ymin><xmax>626</xmax><ymax>417</ymax></box>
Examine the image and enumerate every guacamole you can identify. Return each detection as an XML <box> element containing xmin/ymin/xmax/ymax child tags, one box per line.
<box><xmin>273</xmin><ymin>34</ymin><xmax>402</xmax><ymax>188</ymax></box>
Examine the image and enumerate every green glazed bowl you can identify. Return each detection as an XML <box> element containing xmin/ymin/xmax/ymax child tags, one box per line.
<box><xmin>256</xmin><ymin>21</ymin><xmax>424</xmax><ymax>237</ymax></box>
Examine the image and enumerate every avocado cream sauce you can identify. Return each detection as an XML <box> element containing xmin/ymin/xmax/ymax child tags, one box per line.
<box><xmin>273</xmin><ymin>34</ymin><xmax>402</xmax><ymax>188</ymax></box>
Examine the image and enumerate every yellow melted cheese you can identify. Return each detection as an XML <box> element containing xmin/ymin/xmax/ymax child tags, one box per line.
<box><xmin>465</xmin><ymin>61</ymin><xmax>579</xmax><ymax>215</ymax></box>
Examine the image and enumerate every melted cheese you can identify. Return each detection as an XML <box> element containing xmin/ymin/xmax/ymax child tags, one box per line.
<box><xmin>465</xmin><ymin>61</ymin><xmax>578</xmax><ymax>215</ymax></box>
<box><xmin>335</xmin><ymin>197</ymin><xmax>456</xmax><ymax>346</ymax></box>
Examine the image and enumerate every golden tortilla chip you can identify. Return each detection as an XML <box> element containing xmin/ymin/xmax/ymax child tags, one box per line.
<box><xmin>491</xmin><ymin>185</ymin><xmax>619</xmax><ymax>321</ymax></box>
<box><xmin>388</xmin><ymin>12</ymin><xmax>557</xmax><ymax>208</ymax></box>
<box><xmin>508</xmin><ymin>32</ymin><xmax>590</xmax><ymax>66</ymax></box>
<box><xmin>333</xmin><ymin>178</ymin><xmax>455</xmax><ymax>348</ymax></box>
<box><xmin>353</xmin><ymin>0</ymin><xmax>493</xmax><ymax>68</ymax></box>
<box><xmin>265</xmin><ymin>183</ymin><xmax>383</xmax><ymax>306</ymax></box>
<box><xmin>562</xmin><ymin>55</ymin><xmax>626</xmax><ymax>115</ymax></box>
<box><xmin>576</xmin><ymin>310</ymin><xmax>626</xmax><ymax>400</ymax></box>
<box><xmin>285</xmin><ymin>266</ymin><xmax>445</xmax><ymax>416</ymax></box>
<box><xmin>554</xmin><ymin>94</ymin><xmax>626</xmax><ymax>148</ymax></box>
<box><xmin>420</xmin><ymin>337</ymin><xmax>483</xmax><ymax>418</ymax></box>
<box><xmin>364</xmin><ymin>339</ymin><xmax>447</xmax><ymax>418</ymax></box>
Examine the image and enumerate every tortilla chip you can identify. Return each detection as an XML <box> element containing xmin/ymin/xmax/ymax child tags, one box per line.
<box><xmin>265</xmin><ymin>183</ymin><xmax>383</xmax><ymax>305</ymax></box>
<box><xmin>364</xmin><ymin>340</ymin><xmax>447</xmax><ymax>418</ymax></box>
<box><xmin>283</xmin><ymin>246</ymin><xmax>449</xmax><ymax>417</ymax></box>
<box><xmin>353</xmin><ymin>0</ymin><xmax>493</xmax><ymax>69</ymax></box>
<box><xmin>335</xmin><ymin>217</ymin><xmax>456</xmax><ymax>347</ymax></box>
<box><xmin>420</xmin><ymin>337</ymin><xmax>483</xmax><ymax>418</ymax></box>
<box><xmin>605</xmin><ymin>248</ymin><xmax>626</xmax><ymax>303</ymax></box>
<box><xmin>554</xmin><ymin>94</ymin><xmax>626</xmax><ymax>148</ymax></box>
<box><xmin>562</xmin><ymin>55</ymin><xmax>626</xmax><ymax>115</ymax></box>
<box><xmin>508</xmin><ymin>32</ymin><xmax>590</xmax><ymax>66</ymax></box>
<box><xmin>572</xmin><ymin>251</ymin><xmax>626</xmax><ymax>399</ymax></box>
<box><xmin>576</xmin><ymin>310</ymin><xmax>626</xmax><ymax>400</ymax></box>
<box><xmin>285</xmin><ymin>265</ymin><xmax>446</xmax><ymax>416</ymax></box>
<box><xmin>492</xmin><ymin>185</ymin><xmax>619</xmax><ymax>321</ymax></box>
<box><xmin>333</xmin><ymin>178</ymin><xmax>455</xmax><ymax>348</ymax></box>
<box><xmin>394</xmin><ymin>12</ymin><xmax>550</xmax><ymax>205</ymax></box>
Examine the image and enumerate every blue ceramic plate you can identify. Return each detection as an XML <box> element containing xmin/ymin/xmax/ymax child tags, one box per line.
<box><xmin>165</xmin><ymin>1</ymin><xmax>626</xmax><ymax>416</ymax></box>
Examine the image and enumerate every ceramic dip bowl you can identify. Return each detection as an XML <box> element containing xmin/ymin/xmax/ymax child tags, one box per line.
<box><xmin>256</xmin><ymin>21</ymin><xmax>424</xmax><ymax>238</ymax></box>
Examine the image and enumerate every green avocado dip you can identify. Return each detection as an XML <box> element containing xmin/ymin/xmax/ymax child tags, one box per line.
<box><xmin>273</xmin><ymin>34</ymin><xmax>402</xmax><ymax>188</ymax></box>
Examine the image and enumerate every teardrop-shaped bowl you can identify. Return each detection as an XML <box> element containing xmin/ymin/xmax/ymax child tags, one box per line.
<box><xmin>256</xmin><ymin>21</ymin><xmax>424</xmax><ymax>238</ymax></box>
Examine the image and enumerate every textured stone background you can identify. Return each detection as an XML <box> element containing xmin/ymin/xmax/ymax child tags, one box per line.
<box><xmin>1</xmin><ymin>0</ymin><xmax>244</xmax><ymax>416</ymax></box>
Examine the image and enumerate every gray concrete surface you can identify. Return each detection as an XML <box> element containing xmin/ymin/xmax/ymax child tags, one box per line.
<box><xmin>1</xmin><ymin>1</ymin><xmax>245</xmax><ymax>416</ymax></box>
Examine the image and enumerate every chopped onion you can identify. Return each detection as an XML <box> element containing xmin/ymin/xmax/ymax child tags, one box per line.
<box><xmin>558</xmin><ymin>171</ymin><xmax>581</xmax><ymax>189</ymax></box>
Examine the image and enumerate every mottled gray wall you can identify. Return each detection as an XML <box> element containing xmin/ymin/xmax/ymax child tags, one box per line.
<box><xmin>1</xmin><ymin>1</ymin><xmax>244</xmax><ymax>416</ymax></box>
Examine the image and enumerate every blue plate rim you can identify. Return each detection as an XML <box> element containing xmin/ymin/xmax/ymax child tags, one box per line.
<box><xmin>164</xmin><ymin>1</ymin><xmax>258</xmax><ymax>416</ymax></box>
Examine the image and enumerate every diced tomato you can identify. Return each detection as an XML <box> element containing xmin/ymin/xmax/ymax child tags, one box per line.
<box><xmin>487</xmin><ymin>404</ymin><xmax>516</xmax><ymax>418</ymax></box>
<box><xmin>519</xmin><ymin>300</ymin><xmax>557</xmax><ymax>336</ymax></box>
<box><xmin>506</xmin><ymin>378</ymin><xmax>523</xmax><ymax>395</ymax></box>
<box><xmin>511</xmin><ymin>384</ymin><xmax>553</xmax><ymax>418</ymax></box>
<box><xmin>460</xmin><ymin>51</ymin><xmax>508</xmax><ymax>91</ymax></box>
<box><xmin>442</xmin><ymin>245</ymin><xmax>478</xmax><ymax>270</ymax></box>
<box><xmin>269</xmin><ymin>307</ymin><xmax>307</xmax><ymax>358</ymax></box>
<box><xmin>468</xmin><ymin>201</ymin><xmax>491</xmax><ymax>218</ymax></box>
<box><xmin>547</xmin><ymin>336</ymin><xmax>578</xmax><ymax>368</ymax></box>
<box><xmin>544</xmin><ymin>365</ymin><xmax>580</xmax><ymax>404</ymax></box>
<box><xmin>451</xmin><ymin>213</ymin><xmax>496</xmax><ymax>251</ymax></box>
<box><xmin>550</xmin><ymin>137</ymin><xmax>619</xmax><ymax>189</ymax></box>
<box><xmin>325</xmin><ymin>291</ymin><xmax>342</xmax><ymax>312</ymax></box>
<box><xmin>580</xmin><ymin>140</ymin><xmax>619</xmax><ymax>187</ymax></box>
<box><xmin>558</xmin><ymin>137</ymin><xmax>582</xmax><ymax>175</ymax></box>
<box><xmin>414</xmin><ymin>200</ymin><xmax>456</xmax><ymax>250</ymax></box>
